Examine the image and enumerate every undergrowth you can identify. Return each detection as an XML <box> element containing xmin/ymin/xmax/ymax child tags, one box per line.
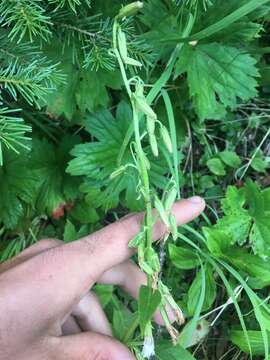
<box><xmin>0</xmin><ymin>1</ymin><xmax>270</xmax><ymax>359</ymax></box>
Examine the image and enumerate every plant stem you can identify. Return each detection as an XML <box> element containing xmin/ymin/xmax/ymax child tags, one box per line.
<box><xmin>132</xmin><ymin>103</ymin><xmax>153</xmax><ymax>276</ymax></box>
<box><xmin>113</xmin><ymin>20</ymin><xmax>153</xmax><ymax>286</ymax></box>
<box><xmin>116</xmin><ymin>14</ymin><xmax>194</xmax><ymax>166</ymax></box>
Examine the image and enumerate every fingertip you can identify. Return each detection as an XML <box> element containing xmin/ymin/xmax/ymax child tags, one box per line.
<box><xmin>154</xmin><ymin>304</ymin><xmax>176</xmax><ymax>326</ymax></box>
<box><xmin>187</xmin><ymin>196</ymin><xmax>205</xmax><ymax>208</ymax></box>
<box><xmin>170</xmin><ymin>196</ymin><xmax>204</xmax><ymax>225</ymax></box>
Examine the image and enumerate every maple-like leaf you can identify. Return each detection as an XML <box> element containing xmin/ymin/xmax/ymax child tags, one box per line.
<box><xmin>67</xmin><ymin>101</ymin><xmax>172</xmax><ymax>212</ymax></box>
<box><xmin>175</xmin><ymin>43</ymin><xmax>259</xmax><ymax>121</ymax></box>
<box><xmin>40</xmin><ymin>39</ymin><xmax>122</xmax><ymax>120</ymax></box>
<box><xmin>205</xmin><ymin>182</ymin><xmax>270</xmax><ymax>262</ymax></box>
<box><xmin>0</xmin><ymin>149</ymin><xmax>39</xmax><ymax>228</ymax></box>
<box><xmin>244</xmin><ymin>180</ymin><xmax>270</xmax><ymax>258</ymax></box>
<box><xmin>31</xmin><ymin>135</ymin><xmax>81</xmax><ymax>214</ymax></box>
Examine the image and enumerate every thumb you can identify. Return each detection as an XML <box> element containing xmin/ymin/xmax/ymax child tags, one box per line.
<box><xmin>55</xmin><ymin>332</ymin><xmax>136</xmax><ymax>360</ymax></box>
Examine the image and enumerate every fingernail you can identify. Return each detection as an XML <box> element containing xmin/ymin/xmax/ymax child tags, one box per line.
<box><xmin>166</xmin><ymin>305</ymin><xmax>176</xmax><ymax>323</ymax></box>
<box><xmin>188</xmin><ymin>196</ymin><xmax>203</xmax><ymax>204</ymax></box>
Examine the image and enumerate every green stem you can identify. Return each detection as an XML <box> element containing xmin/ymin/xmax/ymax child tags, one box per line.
<box><xmin>116</xmin><ymin>14</ymin><xmax>195</xmax><ymax>166</ymax></box>
<box><xmin>113</xmin><ymin>19</ymin><xmax>153</xmax><ymax>286</ymax></box>
<box><xmin>132</xmin><ymin>104</ymin><xmax>153</xmax><ymax>260</ymax></box>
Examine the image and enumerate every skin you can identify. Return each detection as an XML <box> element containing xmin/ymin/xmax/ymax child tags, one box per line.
<box><xmin>0</xmin><ymin>197</ymin><xmax>205</xmax><ymax>360</ymax></box>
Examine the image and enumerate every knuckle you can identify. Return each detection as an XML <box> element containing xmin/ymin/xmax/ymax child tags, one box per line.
<box><xmin>91</xmin><ymin>348</ymin><xmax>113</xmax><ymax>360</ymax></box>
<box><xmin>37</xmin><ymin>238</ymin><xmax>62</xmax><ymax>250</ymax></box>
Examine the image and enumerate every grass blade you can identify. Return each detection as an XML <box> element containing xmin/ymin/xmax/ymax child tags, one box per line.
<box><xmin>166</xmin><ymin>0</ymin><xmax>270</xmax><ymax>42</ymax></box>
<box><xmin>161</xmin><ymin>89</ymin><xmax>180</xmax><ymax>199</ymax></box>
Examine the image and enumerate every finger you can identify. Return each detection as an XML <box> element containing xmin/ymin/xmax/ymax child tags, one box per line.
<box><xmin>0</xmin><ymin>239</ymin><xmax>60</xmax><ymax>274</ymax></box>
<box><xmin>99</xmin><ymin>260</ymin><xmax>175</xmax><ymax>325</ymax></box>
<box><xmin>2</xmin><ymin>198</ymin><xmax>205</xmax><ymax>324</ymax></box>
<box><xmin>55</xmin><ymin>332</ymin><xmax>135</xmax><ymax>360</ymax></box>
<box><xmin>62</xmin><ymin>315</ymin><xmax>81</xmax><ymax>335</ymax></box>
<box><xmin>71</xmin><ymin>291</ymin><xmax>112</xmax><ymax>336</ymax></box>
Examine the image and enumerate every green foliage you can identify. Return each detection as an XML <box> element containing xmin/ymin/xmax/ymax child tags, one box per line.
<box><xmin>0</xmin><ymin>107</ymin><xmax>31</xmax><ymax>165</ymax></box>
<box><xmin>138</xmin><ymin>285</ymin><xmax>161</xmax><ymax>334</ymax></box>
<box><xmin>175</xmin><ymin>43</ymin><xmax>259</xmax><ymax>121</ymax></box>
<box><xmin>32</xmin><ymin>136</ymin><xmax>81</xmax><ymax>214</ymax></box>
<box><xmin>155</xmin><ymin>341</ymin><xmax>196</xmax><ymax>360</ymax></box>
<box><xmin>187</xmin><ymin>265</ymin><xmax>216</xmax><ymax>315</ymax></box>
<box><xmin>0</xmin><ymin>0</ymin><xmax>51</xmax><ymax>42</ymax></box>
<box><xmin>0</xmin><ymin>1</ymin><xmax>270</xmax><ymax>359</ymax></box>
<box><xmin>169</xmin><ymin>243</ymin><xmax>200</xmax><ymax>269</ymax></box>
<box><xmin>0</xmin><ymin>148</ymin><xmax>38</xmax><ymax>228</ymax></box>
<box><xmin>204</xmin><ymin>181</ymin><xmax>270</xmax><ymax>287</ymax></box>
<box><xmin>230</xmin><ymin>330</ymin><xmax>270</xmax><ymax>356</ymax></box>
<box><xmin>67</xmin><ymin>101</ymin><xmax>171</xmax><ymax>211</ymax></box>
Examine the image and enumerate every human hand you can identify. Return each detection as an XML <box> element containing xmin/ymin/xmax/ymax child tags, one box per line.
<box><xmin>0</xmin><ymin>197</ymin><xmax>205</xmax><ymax>360</ymax></box>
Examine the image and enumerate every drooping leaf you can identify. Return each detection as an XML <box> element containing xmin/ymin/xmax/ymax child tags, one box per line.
<box><xmin>222</xmin><ymin>247</ymin><xmax>270</xmax><ymax>289</ymax></box>
<box><xmin>179</xmin><ymin>319</ymin><xmax>210</xmax><ymax>349</ymax></box>
<box><xmin>155</xmin><ymin>340</ymin><xmax>196</xmax><ymax>360</ymax></box>
<box><xmin>169</xmin><ymin>244</ymin><xmax>200</xmax><ymax>270</ymax></box>
<box><xmin>203</xmin><ymin>227</ymin><xmax>231</xmax><ymax>257</ymax></box>
<box><xmin>94</xmin><ymin>284</ymin><xmax>114</xmax><ymax>308</ymax></box>
<box><xmin>138</xmin><ymin>285</ymin><xmax>161</xmax><ymax>334</ymax></box>
<box><xmin>187</xmin><ymin>265</ymin><xmax>217</xmax><ymax>315</ymax></box>
<box><xmin>230</xmin><ymin>330</ymin><xmax>270</xmax><ymax>355</ymax></box>
<box><xmin>204</xmin><ymin>218</ymin><xmax>270</xmax><ymax>289</ymax></box>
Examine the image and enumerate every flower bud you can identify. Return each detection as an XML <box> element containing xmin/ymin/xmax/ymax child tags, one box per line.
<box><xmin>125</xmin><ymin>56</ymin><xmax>142</xmax><ymax>67</ymax></box>
<box><xmin>110</xmin><ymin>165</ymin><xmax>126</xmax><ymax>179</ymax></box>
<box><xmin>135</xmin><ymin>95</ymin><xmax>157</xmax><ymax>120</ymax></box>
<box><xmin>154</xmin><ymin>195</ymin><xmax>169</xmax><ymax>227</ymax></box>
<box><xmin>159</xmin><ymin>281</ymin><xmax>185</xmax><ymax>325</ymax></box>
<box><xmin>142</xmin><ymin>152</ymin><xmax>151</xmax><ymax>170</ymax></box>
<box><xmin>149</xmin><ymin>134</ymin><xmax>158</xmax><ymax>157</ymax></box>
<box><xmin>146</xmin><ymin>115</ymin><xmax>155</xmax><ymax>135</ymax></box>
<box><xmin>142</xmin><ymin>322</ymin><xmax>155</xmax><ymax>359</ymax></box>
<box><xmin>169</xmin><ymin>213</ymin><xmax>178</xmax><ymax>241</ymax></box>
<box><xmin>117</xmin><ymin>2</ymin><xmax>144</xmax><ymax>19</ymax></box>
<box><xmin>165</xmin><ymin>185</ymin><xmax>177</xmax><ymax>211</ymax></box>
<box><xmin>160</xmin><ymin>125</ymin><xmax>173</xmax><ymax>153</ymax></box>
<box><xmin>128</xmin><ymin>231</ymin><xmax>144</xmax><ymax>248</ymax></box>
<box><xmin>146</xmin><ymin>247</ymin><xmax>161</xmax><ymax>272</ymax></box>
